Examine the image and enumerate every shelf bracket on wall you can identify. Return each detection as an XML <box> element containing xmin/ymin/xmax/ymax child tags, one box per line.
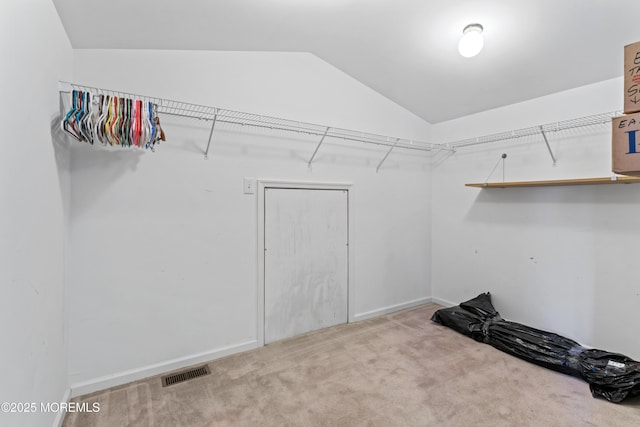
<box><xmin>204</xmin><ymin>110</ymin><xmax>218</xmax><ymax>160</ymax></box>
<box><xmin>539</xmin><ymin>126</ymin><xmax>557</xmax><ymax>165</ymax></box>
<box><xmin>307</xmin><ymin>127</ymin><xmax>331</xmax><ymax>168</ymax></box>
<box><xmin>376</xmin><ymin>138</ymin><xmax>400</xmax><ymax>173</ymax></box>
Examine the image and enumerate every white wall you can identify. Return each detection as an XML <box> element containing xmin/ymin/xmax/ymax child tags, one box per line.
<box><xmin>67</xmin><ymin>50</ymin><xmax>433</xmax><ymax>394</ymax></box>
<box><xmin>0</xmin><ymin>1</ymin><xmax>72</xmax><ymax>426</ymax></box>
<box><xmin>431</xmin><ymin>77</ymin><xmax>640</xmax><ymax>359</ymax></box>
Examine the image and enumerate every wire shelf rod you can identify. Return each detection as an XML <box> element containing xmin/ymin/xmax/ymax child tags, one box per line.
<box><xmin>59</xmin><ymin>80</ymin><xmax>448</xmax><ymax>155</ymax></box>
<box><xmin>159</xmin><ymin>112</ymin><xmax>426</xmax><ymax>151</ymax></box>
<box><xmin>448</xmin><ymin>111</ymin><xmax>622</xmax><ymax>149</ymax></box>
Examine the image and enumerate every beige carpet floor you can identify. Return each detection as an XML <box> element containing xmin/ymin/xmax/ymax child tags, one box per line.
<box><xmin>63</xmin><ymin>304</ymin><xmax>640</xmax><ymax>426</ymax></box>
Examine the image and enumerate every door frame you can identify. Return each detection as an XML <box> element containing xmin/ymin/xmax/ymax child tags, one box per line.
<box><xmin>257</xmin><ymin>179</ymin><xmax>353</xmax><ymax>347</ymax></box>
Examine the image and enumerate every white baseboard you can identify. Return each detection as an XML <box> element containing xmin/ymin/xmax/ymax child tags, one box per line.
<box><xmin>52</xmin><ymin>388</ymin><xmax>71</xmax><ymax>427</ymax></box>
<box><xmin>70</xmin><ymin>340</ymin><xmax>257</xmax><ymax>398</ymax></box>
<box><xmin>430</xmin><ymin>296</ymin><xmax>457</xmax><ymax>308</ymax></box>
<box><xmin>68</xmin><ymin>298</ymin><xmax>454</xmax><ymax>399</ymax></box>
<box><xmin>352</xmin><ymin>297</ymin><xmax>433</xmax><ymax>322</ymax></box>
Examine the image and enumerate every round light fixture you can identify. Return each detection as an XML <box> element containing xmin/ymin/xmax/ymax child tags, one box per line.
<box><xmin>458</xmin><ymin>23</ymin><xmax>484</xmax><ymax>58</ymax></box>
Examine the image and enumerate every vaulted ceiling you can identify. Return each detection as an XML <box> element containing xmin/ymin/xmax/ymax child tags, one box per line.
<box><xmin>52</xmin><ymin>0</ymin><xmax>639</xmax><ymax>123</ymax></box>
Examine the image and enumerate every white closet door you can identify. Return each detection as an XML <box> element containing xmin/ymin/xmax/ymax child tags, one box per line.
<box><xmin>264</xmin><ymin>188</ymin><xmax>348</xmax><ymax>344</ymax></box>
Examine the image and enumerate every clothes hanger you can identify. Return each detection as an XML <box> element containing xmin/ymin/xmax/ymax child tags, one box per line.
<box><xmin>61</xmin><ymin>89</ymin><xmax>82</xmax><ymax>141</ymax></box>
<box><xmin>112</xmin><ymin>96</ymin><xmax>121</xmax><ymax>145</ymax></box>
<box><xmin>121</xmin><ymin>98</ymin><xmax>131</xmax><ymax>147</ymax></box>
<box><xmin>80</xmin><ymin>92</ymin><xmax>94</xmax><ymax>144</ymax></box>
<box><xmin>134</xmin><ymin>99</ymin><xmax>142</xmax><ymax>147</ymax></box>
<box><xmin>88</xmin><ymin>92</ymin><xmax>97</xmax><ymax>143</ymax></box>
<box><xmin>122</xmin><ymin>97</ymin><xmax>129</xmax><ymax>147</ymax></box>
<box><xmin>105</xmin><ymin>95</ymin><xmax>115</xmax><ymax>146</ymax></box>
<box><xmin>100</xmin><ymin>95</ymin><xmax>110</xmax><ymax>145</ymax></box>
<box><xmin>150</xmin><ymin>103</ymin><xmax>158</xmax><ymax>149</ymax></box>
<box><xmin>130</xmin><ymin>99</ymin><xmax>138</xmax><ymax>147</ymax></box>
<box><xmin>156</xmin><ymin>108</ymin><xmax>166</xmax><ymax>143</ymax></box>
<box><xmin>112</xmin><ymin>96</ymin><xmax>122</xmax><ymax>145</ymax></box>
<box><xmin>73</xmin><ymin>91</ymin><xmax>87</xmax><ymax>142</ymax></box>
<box><xmin>87</xmin><ymin>93</ymin><xmax>100</xmax><ymax>145</ymax></box>
<box><xmin>129</xmin><ymin>99</ymin><xmax>134</xmax><ymax>146</ymax></box>
<box><xmin>126</xmin><ymin>98</ymin><xmax>133</xmax><ymax>147</ymax></box>
<box><xmin>150</xmin><ymin>103</ymin><xmax>166</xmax><ymax>147</ymax></box>
<box><xmin>142</xmin><ymin>101</ymin><xmax>152</xmax><ymax>149</ymax></box>
<box><xmin>79</xmin><ymin>92</ymin><xmax>93</xmax><ymax>143</ymax></box>
<box><xmin>95</xmin><ymin>95</ymin><xmax>108</xmax><ymax>145</ymax></box>
<box><xmin>70</xmin><ymin>91</ymin><xmax>84</xmax><ymax>140</ymax></box>
<box><xmin>115</xmin><ymin>96</ymin><xmax>124</xmax><ymax>146</ymax></box>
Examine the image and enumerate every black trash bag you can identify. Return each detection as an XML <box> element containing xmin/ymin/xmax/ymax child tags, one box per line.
<box><xmin>431</xmin><ymin>292</ymin><xmax>499</xmax><ymax>342</ymax></box>
<box><xmin>484</xmin><ymin>320</ymin><xmax>583</xmax><ymax>377</ymax></box>
<box><xmin>431</xmin><ymin>292</ymin><xmax>640</xmax><ymax>403</ymax></box>
<box><xmin>459</xmin><ymin>292</ymin><xmax>500</xmax><ymax>319</ymax></box>
<box><xmin>579</xmin><ymin>349</ymin><xmax>640</xmax><ymax>402</ymax></box>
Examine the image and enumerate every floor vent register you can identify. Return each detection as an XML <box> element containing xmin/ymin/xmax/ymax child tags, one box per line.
<box><xmin>161</xmin><ymin>365</ymin><xmax>211</xmax><ymax>387</ymax></box>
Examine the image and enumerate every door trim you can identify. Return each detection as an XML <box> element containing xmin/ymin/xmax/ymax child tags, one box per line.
<box><xmin>257</xmin><ymin>180</ymin><xmax>353</xmax><ymax>347</ymax></box>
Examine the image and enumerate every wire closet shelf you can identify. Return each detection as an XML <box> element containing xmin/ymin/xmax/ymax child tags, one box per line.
<box><xmin>441</xmin><ymin>110</ymin><xmax>621</xmax><ymax>165</ymax></box>
<box><xmin>58</xmin><ymin>81</ymin><xmax>449</xmax><ymax>167</ymax></box>
<box><xmin>59</xmin><ymin>81</ymin><xmax>620</xmax><ymax>166</ymax></box>
<box><xmin>447</xmin><ymin>111</ymin><xmax>621</xmax><ymax>148</ymax></box>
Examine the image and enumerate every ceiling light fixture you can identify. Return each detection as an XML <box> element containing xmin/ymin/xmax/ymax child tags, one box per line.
<box><xmin>458</xmin><ymin>23</ymin><xmax>484</xmax><ymax>58</ymax></box>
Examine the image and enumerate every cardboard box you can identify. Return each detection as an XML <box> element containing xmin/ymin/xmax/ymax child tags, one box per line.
<box><xmin>625</xmin><ymin>41</ymin><xmax>640</xmax><ymax>114</ymax></box>
<box><xmin>612</xmin><ymin>112</ymin><xmax>640</xmax><ymax>175</ymax></box>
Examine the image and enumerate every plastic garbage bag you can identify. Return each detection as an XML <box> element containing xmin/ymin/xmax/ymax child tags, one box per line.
<box><xmin>431</xmin><ymin>293</ymin><xmax>640</xmax><ymax>403</ymax></box>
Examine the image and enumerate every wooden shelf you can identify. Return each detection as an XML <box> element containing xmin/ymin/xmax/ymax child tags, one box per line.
<box><xmin>465</xmin><ymin>176</ymin><xmax>640</xmax><ymax>188</ymax></box>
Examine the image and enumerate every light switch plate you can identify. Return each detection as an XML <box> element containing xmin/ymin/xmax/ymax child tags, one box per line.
<box><xmin>243</xmin><ymin>177</ymin><xmax>256</xmax><ymax>194</ymax></box>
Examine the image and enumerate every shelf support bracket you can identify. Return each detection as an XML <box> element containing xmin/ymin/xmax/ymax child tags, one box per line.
<box><xmin>376</xmin><ymin>138</ymin><xmax>400</xmax><ymax>173</ymax></box>
<box><xmin>204</xmin><ymin>111</ymin><xmax>218</xmax><ymax>160</ymax></box>
<box><xmin>307</xmin><ymin>127</ymin><xmax>331</xmax><ymax>168</ymax></box>
<box><xmin>539</xmin><ymin>126</ymin><xmax>557</xmax><ymax>165</ymax></box>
